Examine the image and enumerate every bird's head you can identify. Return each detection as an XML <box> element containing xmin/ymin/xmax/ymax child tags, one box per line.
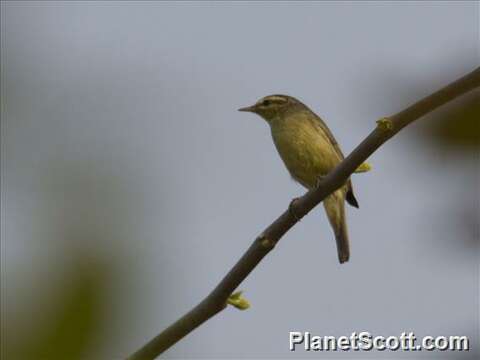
<box><xmin>238</xmin><ymin>94</ymin><xmax>302</xmax><ymax>122</ymax></box>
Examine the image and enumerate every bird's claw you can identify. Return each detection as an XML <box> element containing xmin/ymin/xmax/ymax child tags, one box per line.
<box><xmin>289</xmin><ymin>197</ymin><xmax>301</xmax><ymax>221</ymax></box>
<box><xmin>315</xmin><ymin>175</ymin><xmax>326</xmax><ymax>189</ymax></box>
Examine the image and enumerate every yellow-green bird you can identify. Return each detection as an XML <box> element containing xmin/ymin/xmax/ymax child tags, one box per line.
<box><xmin>239</xmin><ymin>95</ymin><xmax>359</xmax><ymax>264</ymax></box>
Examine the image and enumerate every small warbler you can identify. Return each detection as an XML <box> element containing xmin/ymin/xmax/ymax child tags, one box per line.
<box><xmin>239</xmin><ymin>95</ymin><xmax>359</xmax><ymax>264</ymax></box>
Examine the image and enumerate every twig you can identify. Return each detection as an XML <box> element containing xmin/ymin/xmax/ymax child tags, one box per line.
<box><xmin>127</xmin><ymin>66</ymin><xmax>480</xmax><ymax>360</ymax></box>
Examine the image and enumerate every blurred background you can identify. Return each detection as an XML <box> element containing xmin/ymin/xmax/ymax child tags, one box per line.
<box><xmin>1</xmin><ymin>1</ymin><xmax>478</xmax><ymax>359</ymax></box>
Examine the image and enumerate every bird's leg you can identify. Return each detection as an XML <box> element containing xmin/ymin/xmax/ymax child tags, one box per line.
<box><xmin>288</xmin><ymin>197</ymin><xmax>302</xmax><ymax>221</ymax></box>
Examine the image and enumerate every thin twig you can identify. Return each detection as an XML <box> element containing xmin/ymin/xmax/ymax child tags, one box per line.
<box><xmin>127</xmin><ymin>66</ymin><xmax>480</xmax><ymax>360</ymax></box>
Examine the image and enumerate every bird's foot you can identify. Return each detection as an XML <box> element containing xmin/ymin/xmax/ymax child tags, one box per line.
<box><xmin>289</xmin><ymin>197</ymin><xmax>302</xmax><ymax>221</ymax></box>
<box><xmin>315</xmin><ymin>175</ymin><xmax>327</xmax><ymax>189</ymax></box>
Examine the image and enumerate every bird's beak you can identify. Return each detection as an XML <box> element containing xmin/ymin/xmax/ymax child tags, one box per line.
<box><xmin>238</xmin><ymin>105</ymin><xmax>256</xmax><ymax>112</ymax></box>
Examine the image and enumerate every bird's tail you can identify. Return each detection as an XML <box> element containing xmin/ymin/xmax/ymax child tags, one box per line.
<box><xmin>323</xmin><ymin>190</ymin><xmax>350</xmax><ymax>264</ymax></box>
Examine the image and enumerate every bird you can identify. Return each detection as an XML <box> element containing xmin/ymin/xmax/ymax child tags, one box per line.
<box><xmin>238</xmin><ymin>94</ymin><xmax>358</xmax><ymax>264</ymax></box>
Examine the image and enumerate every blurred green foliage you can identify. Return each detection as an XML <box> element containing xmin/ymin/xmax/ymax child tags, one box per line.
<box><xmin>4</xmin><ymin>257</ymin><xmax>110</xmax><ymax>360</ymax></box>
<box><xmin>426</xmin><ymin>91</ymin><xmax>479</xmax><ymax>148</ymax></box>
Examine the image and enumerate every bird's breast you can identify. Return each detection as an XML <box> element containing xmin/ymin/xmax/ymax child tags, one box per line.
<box><xmin>270</xmin><ymin>119</ymin><xmax>341</xmax><ymax>189</ymax></box>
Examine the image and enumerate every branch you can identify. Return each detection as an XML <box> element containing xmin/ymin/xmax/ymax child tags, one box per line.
<box><xmin>127</xmin><ymin>67</ymin><xmax>480</xmax><ymax>360</ymax></box>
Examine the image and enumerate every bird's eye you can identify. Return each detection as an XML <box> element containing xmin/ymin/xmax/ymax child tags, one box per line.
<box><xmin>262</xmin><ymin>100</ymin><xmax>271</xmax><ymax>106</ymax></box>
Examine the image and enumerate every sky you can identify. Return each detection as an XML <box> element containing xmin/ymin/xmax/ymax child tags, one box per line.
<box><xmin>1</xmin><ymin>1</ymin><xmax>479</xmax><ymax>359</ymax></box>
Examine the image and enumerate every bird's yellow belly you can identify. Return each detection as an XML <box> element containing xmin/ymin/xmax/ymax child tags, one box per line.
<box><xmin>271</xmin><ymin>123</ymin><xmax>341</xmax><ymax>189</ymax></box>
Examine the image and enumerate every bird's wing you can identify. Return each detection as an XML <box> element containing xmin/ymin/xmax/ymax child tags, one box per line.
<box><xmin>309</xmin><ymin>113</ymin><xmax>345</xmax><ymax>160</ymax></box>
<box><xmin>309</xmin><ymin>112</ymin><xmax>359</xmax><ymax>208</ymax></box>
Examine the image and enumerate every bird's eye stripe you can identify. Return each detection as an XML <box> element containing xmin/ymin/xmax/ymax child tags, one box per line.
<box><xmin>260</xmin><ymin>96</ymin><xmax>288</xmax><ymax>106</ymax></box>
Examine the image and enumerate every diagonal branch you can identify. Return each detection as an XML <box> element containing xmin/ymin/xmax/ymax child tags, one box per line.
<box><xmin>127</xmin><ymin>66</ymin><xmax>480</xmax><ymax>360</ymax></box>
